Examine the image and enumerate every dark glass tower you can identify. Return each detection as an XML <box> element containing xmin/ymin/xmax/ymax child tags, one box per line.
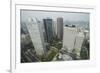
<box><xmin>43</xmin><ymin>18</ymin><xmax>53</xmax><ymax>43</ymax></box>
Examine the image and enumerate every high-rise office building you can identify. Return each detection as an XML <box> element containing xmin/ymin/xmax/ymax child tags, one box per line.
<box><xmin>38</xmin><ymin>20</ymin><xmax>47</xmax><ymax>53</ymax></box>
<box><xmin>26</xmin><ymin>17</ymin><xmax>45</xmax><ymax>56</ymax></box>
<box><xmin>84</xmin><ymin>30</ymin><xmax>89</xmax><ymax>40</ymax></box>
<box><xmin>43</xmin><ymin>18</ymin><xmax>53</xmax><ymax>43</ymax></box>
<box><xmin>57</xmin><ymin>17</ymin><xmax>63</xmax><ymax>40</ymax></box>
<box><xmin>52</xmin><ymin>20</ymin><xmax>56</xmax><ymax>37</ymax></box>
<box><xmin>63</xmin><ymin>26</ymin><xmax>85</xmax><ymax>54</ymax></box>
<box><xmin>63</xmin><ymin>27</ymin><xmax>78</xmax><ymax>53</ymax></box>
<box><xmin>74</xmin><ymin>32</ymin><xmax>84</xmax><ymax>56</ymax></box>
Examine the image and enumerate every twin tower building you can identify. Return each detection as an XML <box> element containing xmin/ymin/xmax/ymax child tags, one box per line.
<box><xmin>26</xmin><ymin>17</ymin><xmax>85</xmax><ymax>56</ymax></box>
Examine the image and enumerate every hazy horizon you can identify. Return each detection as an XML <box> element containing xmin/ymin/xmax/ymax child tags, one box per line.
<box><xmin>21</xmin><ymin>10</ymin><xmax>89</xmax><ymax>23</ymax></box>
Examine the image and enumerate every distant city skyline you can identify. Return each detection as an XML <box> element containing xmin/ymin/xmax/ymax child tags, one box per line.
<box><xmin>21</xmin><ymin>10</ymin><xmax>89</xmax><ymax>23</ymax></box>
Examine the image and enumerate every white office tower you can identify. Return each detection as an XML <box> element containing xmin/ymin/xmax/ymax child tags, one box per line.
<box><xmin>84</xmin><ymin>30</ymin><xmax>89</xmax><ymax>40</ymax></box>
<box><xmin>38</xmin><ymin>20</ymin><xmax>47</xmax><ymax>53</ymax></box>
<box><xmin>74</xmin><ymin>32</ymin><xmax>84</xmax><ymax>56</ymax></box>
<box><xmin>26</xmin><ymin>17</ymin><xmax>45</xmax><ymax>56</ymax></box>
<box><xmin>63</xmin><ymin>27</ymin><xmax>78</xmax><ymax>53</ymax></box>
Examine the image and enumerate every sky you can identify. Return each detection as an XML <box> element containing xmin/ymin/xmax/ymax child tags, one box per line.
<box><xmin>21</xmin><ymin>10</ymin><xmax>89</xmax><ymax>23</ymax></box>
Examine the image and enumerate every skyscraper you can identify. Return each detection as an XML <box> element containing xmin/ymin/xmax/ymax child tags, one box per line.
<box><xmin>57</xmin><ymin>17</ymin><xmax>63</xmax><ymax>40</ymax></box>
<box><xmin>52</xmin><ymin>20</ymin><xmax>56</xmax><ymax>38</ymax></box>
<box><xmin>74</xmin><ymin>32</ymin><xmax>84</xmax><ymax>56</ymax></box>
<box><xmin>43</xmin><ymin>18</ymin><xmax>53</xmax><ymax>43</ymax></box>
<box><xmin>63</xmin><ymin>26</ymin><xmax>78</xmax><ymax>53</ymax></box>
<box><xmin>63</xmin><ymin>26</ymin><xmax>85</xmax><ymax>54</ymax></box>
<box><xmin>26</xmin><ymin>17</ymin><xmax>45</xmax><ymax>56</ymax></box>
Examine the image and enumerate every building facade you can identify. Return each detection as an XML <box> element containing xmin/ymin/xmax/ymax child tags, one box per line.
<box><xmin>63</xmin><ymin>27</ymin><xmax>78</xmax><ymax>53</ymax></box>
<box><xmin>57</xmin><ymin>17</ymin><xmax>63</xmax><ymax>40</ymax></box>
<box><xmin>63</xmin><ymin>26</ymin><xmax>85</xmax><ymax>55</ymax></box>
<box><xmin>26</xmin><ymin>17</ymin><xmax>45</xmax><ymax>56</ymax></box>
<box><xmin>43</xmin><ymin>18</ymin><xmax>53</xmax><ymax>43</ymax></box>
<box><xmin>74</xmin><ymin>32</ymin><xmax>84</xmax><ymax>56</ymax></box>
